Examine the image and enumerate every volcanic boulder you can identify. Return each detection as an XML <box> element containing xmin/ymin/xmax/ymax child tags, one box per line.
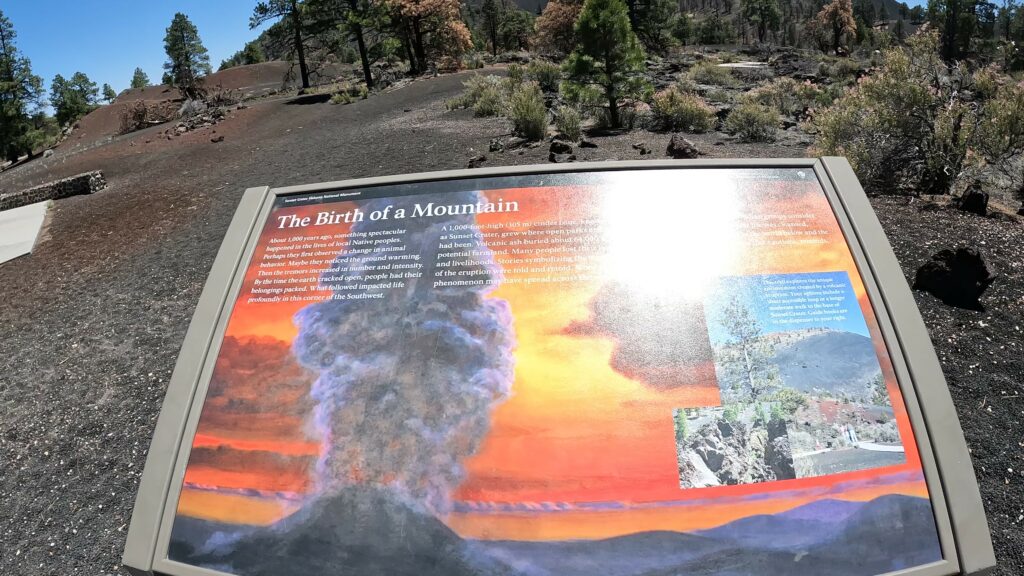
<box><xmin>666</xmin><ymin>134</ymin><xmax>700</xmax><ymax>159</ymax></box>
<box><xmin>913</xmin><ymin>247</ymin><xmax>996</xmax><ymax>310</ymax></box>
<box><xmin>956</xmin><ymin>184</ymin><xmax>989</xmax><ymax>216</ymax></box>
<box><xmin>549</xmin><ymin>140</ymin><xmax>573</xmax><ymax>155</ymax></box>
<box><xmin>765</xmin><ymin>418</ymin><xmax>795</xmax><ymax>480</ymax></box>
<box><xmin>688</xmin><ymin>419</ymin><xmax>774</xmax><ymax>485</ymax></box>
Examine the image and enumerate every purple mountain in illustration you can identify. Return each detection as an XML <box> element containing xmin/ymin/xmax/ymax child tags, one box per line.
<box><xmin>472</xmin><ymin>495</ymin><xmax>939</xmax><ymax>576</ymax></box>
<box><xmin>694</xmin><ymin>498</ymin><xmax>864</xmax><ymax>550</ymax></box>
<box><xmin>775</xmin><ymin>498</ymin><xmax>863</xmax><ymax>522</ymax></box>
<box><xmin>169</xmin><ymin>494</ymin><xmax>940</xmax><ymax>576</ymax></box>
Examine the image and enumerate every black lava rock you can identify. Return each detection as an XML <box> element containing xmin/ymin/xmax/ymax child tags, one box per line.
<box><xmin>632</xmin><ymin>142</ymin><xmax>651</xmax><ymax>155</ymax></box>
<box><xmin>913</xmin><ymin>247</ymin><xmax>996</xmax><ymax>310</ymax></box>
<box><xmin>548</xmin><ymin>152</ymin><xmax>577</xmax><ymax>163</ymax></box>
<box><xmin>549</xmin><ymin>140</ymin><xmax>573</xmax><ymax>155</ymax></box>
<box><xmin>957</xmin><ymin>184</ymin><xmax>989</xmax><ymax>216</ymax></box>
<box><xmin>466</xmin><ymin>154</ymin><xmax>487</xmax><ymax>168</ymax></box>
<box><xmin>666</xmin><ymin>134</ymin><xmax>700</xmax><ymax>159</ymax></box>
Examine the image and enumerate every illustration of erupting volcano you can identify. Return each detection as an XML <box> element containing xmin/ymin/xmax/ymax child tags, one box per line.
<box><xmin>168</xmin><ymin>176</ymin><xmax>943</xmax><ymax>576</ymax></box>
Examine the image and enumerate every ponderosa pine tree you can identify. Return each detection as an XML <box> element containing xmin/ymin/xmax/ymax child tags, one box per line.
<box><xmin>102</xmin><ymin>83</ymin><xmax>116</xmax><ymax>103</ymax></box>
<box><xmin>252</xmin><ymin>0</ymin><xmax>311</xmax><ymax>88</ymax></box>
<box><xmin>481</xmin><ymin>0</ymin><xmax>502</xmax><ymax>55</ymax></box>
<box><xmin>163</xmin><ymin>13</ymin><xmax>212</xmax><ymax>99</ymax></box>
<box><xmin>673</xmin><ymin>11</ymin><xmax>693</xmax><ymax>44</ymax></box>
<box><xmin>742</xmin><ymin>0</ymin><xmax>782</xmax><ymax>42</ymax></box>
<box><xmin>50</xmin><ymin>72</ymin><xmax>98</xmax><ymax>127</ymax></box>
<box><xmin>499</xmin><ymin>9</ymin><xmax>534</xmax><ymax>50</ymax></box>
<box><xmin>338</xmin><ymin>0</ymin><xmax>385</xmax><ymax>88</ymax></box>
<box><xmin>130</xmin><ymin>67</ymin><xmax>150</xmax><ymax>89</ymax></box>
<box><xmin>563</xmin><ymin>0</ymin><xmax>649</xmax><ymax>128</ymax></box>
<box><xmin>632</xmin><ymin>0</ymin><xmax>678</xmax><ymax>54</ymax></box>
<box><xmin>716</xmin><ymin>295</ymin><xmax>781</xmax><ymax>403</ymax></box>
<box><xmin>0</xmin><ymin>9</ymin><xmax>45</xmax><ymax>162</ymax></box>
<box><xmin>219</xmin><ymin>41</ymin><xmax>266</xmax><ymax>71</ymax></box>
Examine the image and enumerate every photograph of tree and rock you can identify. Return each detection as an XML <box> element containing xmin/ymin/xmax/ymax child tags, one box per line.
<box><xmin>675</xmin><ymin>271</ymin><xmax>906</xmax><ymax>488</ymax></box>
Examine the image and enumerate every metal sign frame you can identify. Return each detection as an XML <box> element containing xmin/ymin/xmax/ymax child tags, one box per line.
<box><xmin>122</xmin><ymin>158</ymin><xmax>996</xmax><ymax>576</ymax></box>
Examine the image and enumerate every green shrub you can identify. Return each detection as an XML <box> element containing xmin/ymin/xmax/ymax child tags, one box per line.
<box><xmin>330</xmin><ymin>92</ymin><xmax>353</xmax><ymax>105</ymax></box>
<box><xmin>593</xmin><ymin>101</ymin><xmax>650</xmax><ymax>130</ymax></box>
<box><xmin>507</xmin><ymin>63</ymin><xmax>525</xmax><ymax>83</ymax></box>
<box><xmin>718</xmin><ymin>51</ymin><xmax>740</xmax><ymax>64</ymax></box>
<box><xmin>722</xmin><ymin>405</ymin><xmax>739</xmax><ymax>423</ymax></box>
<box><xmin>554</xmin><ymin>105</ymin><xmax>582</xmax><ymax>141</ymax></box>
<box><xmin>732</xmin><ymin>65</ymin><xmax>774</xmax><ymax>83</ymax></box>
<box><xmin>651</xmin><ymin>87</ymin><xmax>716</xmax><ymax>132</ymax></box>
<box><xmin>338</xmin><ymin>45</ymin><xmax>359</xmax><ymax>64</ymax></box>
<box><xmin>687</xmin><ymin>61</ymin><xmax>738</xmax><ymax>86</ymax></box>
<box><xmin>508</xmin><ymin>81</ymin><xmax>547</xmax><ymax>140</ymax></box>
<box><xmin>772</xmin><ymin>388</ymin><xmax>808</xmax><ymax>416</ymax></box>
<box><xmin>812</xmin><ymin>29</ymin><xmax>1024</xmax><ymax>195</ymax></box>
<box><xmin>472</xmin><ymin>85</ymin><xmax>506</xmax><ymax>116</ymax></box>
<box><xmin>724</xmin><ymin>102</ymin><xmax>779</xmax><ymax>141</ymax></box>
<box><xmin>742</xmin><ymin>77</ymin><xmax>821</xmax><ymax>116</ymax></box>
<box><xmin>446</xmin><ymin>74</ymin><xmax>505</xmax><ymax>110</ymax></box>
<box><xmin>675</xmin><ymin>74</ymin><xmax>700</xmax><ymax>94</ymax></box>
<box><xmin>463</xmin><ymin>52</ymin><xmax>486</xmax><ymax>70</ymax></box>
<box><xmin>526</xmin><ymin>60</ymin><xmax>562</xmax><ymax>92</ymax></box>
<box><xmin>706</xmin><ymin>88</ymin><xmax>732</xmax><ymax>103</ymax></box>
<box><xmin>819</xmin><ymin>57</ymin><xmax>861</xmax><ymax>81</ymax></box>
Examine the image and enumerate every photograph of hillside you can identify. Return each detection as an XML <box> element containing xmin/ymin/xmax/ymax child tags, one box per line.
<box><xmin>677</xmin><ymin>271</ymin><xmax>906</xmax><ymax>488</ymax></box>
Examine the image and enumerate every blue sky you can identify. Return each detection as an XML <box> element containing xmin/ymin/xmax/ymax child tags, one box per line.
<box><xmin>4</xmin><ymin>1</ymin><xmax>273</xmax><ymax>97</ymax></box>
<box><xmin>705</xmin><ymin>272</ymin><xmax>870</xmax><ymax>345</ymax></box>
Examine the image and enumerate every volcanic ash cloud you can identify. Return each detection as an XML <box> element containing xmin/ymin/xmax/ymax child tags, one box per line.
<box><xmin>292</xmin><ymin>190</ymin><xmax>515</xmax><ymax>515</ymax></box>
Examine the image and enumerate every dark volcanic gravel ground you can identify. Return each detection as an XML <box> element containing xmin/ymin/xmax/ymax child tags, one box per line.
<box><xmin>0</xmin><ymin>69</ymin><xmax>1021</xmax><ymax>575</ymax></box>
<box><xmin>873</xmin><ymin>197</ymin><xmax>1024</xmax><ymax>575</ymax></box>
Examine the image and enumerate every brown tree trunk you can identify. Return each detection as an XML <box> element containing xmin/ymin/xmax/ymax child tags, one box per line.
<box><xmin>399</xmin><ymin>17</ymin><xmax>420</xmax><ymax>74</ymax></box>
<box><xmin>942</xmin><ymin>0</ymin><xmax>960</xmax><ymax>60</ymax></box>
<box><xmin>348</xmin><ymin>0</ymin><xmax>374</xmax><ymax>89</ymax></box>
<box><xmin>412</xmin><ymin>18</ymin><xmax>427</xmax><ymax>71</ymax></box>
<box><xmin>291</xmin><ymin>0</ymin><xmax>310</xmax><ymax>88</ymax></box>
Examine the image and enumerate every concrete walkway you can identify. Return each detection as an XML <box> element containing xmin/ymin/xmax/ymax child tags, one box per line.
<box><xmin>0</xmin><ymin>200</ymin><xmax>49</xmax><ymax>265</ymax></box>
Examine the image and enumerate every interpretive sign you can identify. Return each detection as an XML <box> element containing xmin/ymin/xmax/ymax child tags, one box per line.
<box><xmin>124</xmin><ymin>159</ymin><xmax>995</xmax><ymax>576</ymax></box>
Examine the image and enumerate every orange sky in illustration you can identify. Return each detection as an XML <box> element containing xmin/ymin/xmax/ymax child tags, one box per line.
<box><xmin>175</xmin><ymin>171</ymin><xmax>932</xmax><ymax>541</ymax></box>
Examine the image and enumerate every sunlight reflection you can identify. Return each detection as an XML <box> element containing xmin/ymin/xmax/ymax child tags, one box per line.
<box><xmin>601</xmin><ymin>170</ymin><xmax>742</xmax><ymax>301</ymax></box>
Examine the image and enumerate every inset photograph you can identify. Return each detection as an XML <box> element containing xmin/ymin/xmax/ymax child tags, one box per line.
<box><xmin>684</xmin><ymin>271</ymin><xmax>906</xmax><ymax>486</ymax></box>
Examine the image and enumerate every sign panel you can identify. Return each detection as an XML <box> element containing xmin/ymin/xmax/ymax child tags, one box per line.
<box><xmin>124</xmin><ymin>160</ymin><xmax>994</xmax><ymax>576</ymax></box>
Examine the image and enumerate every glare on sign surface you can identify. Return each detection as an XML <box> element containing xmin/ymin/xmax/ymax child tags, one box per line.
<box><xmin>601</xmin><ymin>170</ymin><xmax>741</xmax><ymax>301</ymax></box>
